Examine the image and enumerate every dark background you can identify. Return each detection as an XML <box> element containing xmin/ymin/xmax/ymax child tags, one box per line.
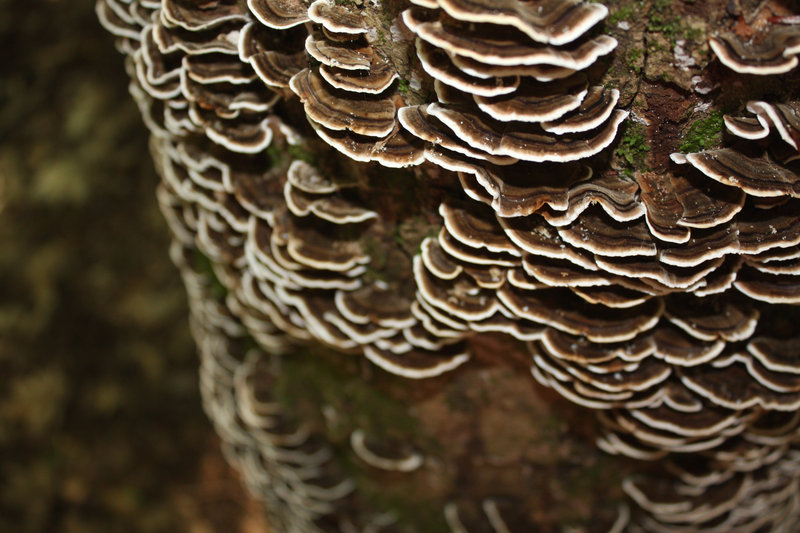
<box><xmin>0</xmin><ymin>1</ymin><xmax>267</xmax><ymax>531</ymax></box>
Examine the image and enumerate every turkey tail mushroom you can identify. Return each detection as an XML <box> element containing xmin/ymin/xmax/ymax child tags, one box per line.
<box><xmin>98</xmin><ymin>0</ymin><xmax>800</xmax><ymax>531</ymax></box>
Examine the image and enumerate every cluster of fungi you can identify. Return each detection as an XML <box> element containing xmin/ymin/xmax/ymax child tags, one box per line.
<box><xmin>98</xmin><ymin>0</ymin><xmax>800</xmax><ymax>531</ymax></box>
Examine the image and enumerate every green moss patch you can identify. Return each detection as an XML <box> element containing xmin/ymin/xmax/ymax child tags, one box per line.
<box><xmin>646</xmin><ymin>0</ymin><xmax>705</xmax><ymax>45</ymax></box>
<box><xmin>615</xmin><ymin>122</ymin><xmax>651</xmax><ymax>177</ymax></box>
<box><xmin>678</xmin><ymin>110</ymin><xmax>724</xmax><ymax>153</ymax></box>
<box><xmin>396</xmin><ymin>79</ymin><xmax>410</xmax><ymax>97</ymax></box>
<box><xmin>607</xmin><ymin>0</ymin><xmax>644</xmax><ymax>25</ymax></box>
<box><xmin>190</xmin><ymin>250</ymin><xmax>227</xmax><ymax>300</ymax></box>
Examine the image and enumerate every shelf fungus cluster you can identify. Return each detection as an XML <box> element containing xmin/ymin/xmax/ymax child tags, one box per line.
<box><xmin>99</xmin><ymin>0</ymin><xmax>800</xmax><ymax>531</ymax></box>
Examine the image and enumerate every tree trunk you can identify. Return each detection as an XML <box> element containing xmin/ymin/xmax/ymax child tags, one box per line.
<box><xmin>98</xmin><ymin>0</ymin><xmax>800</xmax><ymax>531</ymax></box>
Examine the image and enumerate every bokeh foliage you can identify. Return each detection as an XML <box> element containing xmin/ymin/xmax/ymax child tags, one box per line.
<box><xmin>0</xmin><ymin>1</ymin><xmax>264</xmax><ymax>531</ymax></box>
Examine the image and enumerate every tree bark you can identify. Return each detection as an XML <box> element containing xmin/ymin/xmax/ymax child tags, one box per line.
<box><xmin>98</xmin><ymin>0</ymin><xmax>800</xmax><ymax>531</ymax></box>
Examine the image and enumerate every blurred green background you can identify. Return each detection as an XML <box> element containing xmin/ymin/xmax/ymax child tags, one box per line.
<box><xmin>0</xmin><ymin>1</ymin><xmax>267</xmax><ymax>531</ymax></box>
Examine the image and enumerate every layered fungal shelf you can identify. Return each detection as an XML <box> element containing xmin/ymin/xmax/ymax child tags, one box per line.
<box><xmin>98</xmin><ymin>0</ymin><xmax>800</xmax><ymax>531</ymax></box>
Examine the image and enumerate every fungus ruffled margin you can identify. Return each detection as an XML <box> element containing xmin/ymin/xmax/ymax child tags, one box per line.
<box><xmin>99</xmin><ymin>0</ymin><xmax>800</xmax><ymax>531</ymax></box>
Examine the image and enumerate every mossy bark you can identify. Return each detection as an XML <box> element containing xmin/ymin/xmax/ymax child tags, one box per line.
<box><xmin>225</xmin><ymin>1</ymin><xmax>800</xmax><ymax>530</ymax></box>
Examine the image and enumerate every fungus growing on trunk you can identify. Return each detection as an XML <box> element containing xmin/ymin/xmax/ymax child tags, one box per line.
<box><xmin>99</xmin><ymin>0</ymin><xmax>800</xmax><ymax>531</ymax></box>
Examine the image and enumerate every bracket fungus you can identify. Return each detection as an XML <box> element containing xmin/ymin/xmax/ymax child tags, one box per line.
<box><xmin>99</xmin><ymin>0</ymin><xmax>800</xmax><ymax>531</ymax></box>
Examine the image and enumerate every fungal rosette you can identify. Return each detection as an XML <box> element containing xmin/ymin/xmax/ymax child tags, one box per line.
<box><xmin>398</xmin><ymin>0</ymin><xmax>626</xmax><ymax>176</ymax></box>
<box><xmin>709</xmin><ymin>25</ymin><xmax>800</xmax><ymax>75</ymax></box>
<box><xmin>98</xmin><ymin>0</ymin><xmax>800</xmax><ymax>531</ymax></box>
